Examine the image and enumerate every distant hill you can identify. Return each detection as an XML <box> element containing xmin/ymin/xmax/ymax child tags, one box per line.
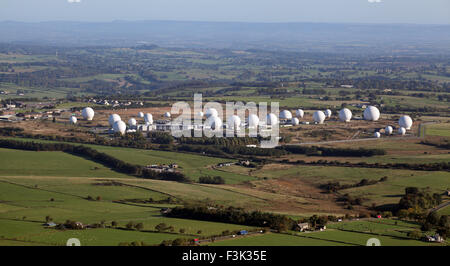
<box><xmin>0</xmin><ymin>20</ymin><xmax>449</xmax><ymax>53</ymax></box>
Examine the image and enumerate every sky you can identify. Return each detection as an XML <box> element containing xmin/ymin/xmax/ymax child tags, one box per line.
<box><xmin>0</xmin><ymin>0</ymin><xmax>449</xmax><ymax>24</ymax></box>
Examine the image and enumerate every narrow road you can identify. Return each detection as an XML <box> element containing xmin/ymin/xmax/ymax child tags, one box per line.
<box><xmin>429</xmin><ymin>200</ymin><xmax>450</xmax><ymax>214</ymax></box>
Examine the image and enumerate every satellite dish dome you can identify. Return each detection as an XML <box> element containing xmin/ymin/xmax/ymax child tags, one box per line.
<box><xmin>144</xmin><ymin>113</ymin><xmax>153</xmax><ymax>124</ymax></box>
<box><xmin>296</xmin><ymin>109</ymin><xmax>304</xmax><ymax>118</ymax></box>
<box><xmin>108</xmin><ymin>114</ymin><xmax>121</xmax><ymax>127</ymax></box>
<box><xmin>248</xmin><ymin>114</ymin><xmax>260</xmax><ymax>128</ymax></box>
<box><xmin>279</xmin><ymin>110</ymin><xmax>293</xmax><ymax>120</ymax></box>
<box><xmin>313</xmin><ymin>111</ymin><xmax>326</xmax><ymax>124</ymax></box>
<box><xmin>164</xmin><ymin>112</ymin><xmax>171</xmax><ymax>118</ymax></box>
<box><xmin>339</xmin><ymin>108</ymin><xmax>352</xmax><ymax>122</ymax></box>
<box><xmin>207</xmin><ymin>116</ymin><xmax>223</xmax><ymax>130</ymax></box>
<box><xmin>374</xmin><ymin>132</ymin><xmax>381</xmax><ymax>138</ymax></box>
<box><xmin>266</xmin><ymin>113</ymin><xmax>278</xmax><ymax>126</ymax></box>
<box><xmin>385</xmin><ymin>126</ymin><xmax>393</xmax><ymax>135</ymax></box>
<box><xmin>292</xmin><ymin>117</ymin><xmax>300</xmax><ymax>125</ymax></box>
<box><xmin>128</xmin><ymin>118</ymin><xmax>137</xmax><ymax>127</ymax></box>
<box><xmin>205</xmin><ymin>108</ymin><xmax>218</xmax><ymax>118</ymax></box>
<box><xmin>363</xmin><ymin>106</ymin><xmax>380</xmax><ymax>121</ymax></box>
<box><xmin>398</xmin><ymin>127</ymin><xmax>406</xmax><ymax>135</ymax></box>
<box><xmin>81</xmin><ymin>107</ymin><xmax>94</xmax><ymax>121</ymax></box>
<box><xmin>227</xmin><ymin>115</ymin><xmax>241</xmax><ymax>129</ymax></box>
<box><xmin>324</xmin><ymin>109</ymin><xmax>332</xmax><ymax>118</ymax></box>
<box><xmin>69</xmin><ymin>116</ymin><xmax>77</xmax><ymax>124</ymax></box>
<box><xmin>113</xmin><ymin>120</ymin><xmax>126</xmax><ymax>135</ymax></box>
<box><xmin>398</xmin><ymin>115</ymin><xmax>413</xmax><ymax>130</ymax></box>
<box><xmin>138</xmin><ymin>112</ymin><xmax>144</xmax><ymax>118</ymax></box>
<box><xmin>197</xmin><ymin>111</ymin><xmax>204</xmax><ymax>118</ymax></box>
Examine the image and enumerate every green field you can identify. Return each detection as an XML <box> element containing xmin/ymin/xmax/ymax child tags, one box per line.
<box><xmin>248</xmin><ymin>165</ymin><xmax>450</xmax><ymax>206</ymax></box>
<box><xmin>0</xmin><ymin>176</ymin><xmax>258</xmax><ymax>246</ymax></box>
<box><xmin>2</xmin><ymin>137</ymin><xmax>255</xmax><ymax>184</ymax></box>
<box><xmin>0</xmin><ymin>148</ymin><xmax>129</xmax><ymax>178</ymax></box>
<box><xmin>426</xmin><ymin>123</ymin><xmax>450</xmax><ymax>137</ymax></box>
<box><xmin>208</xmin><ymin>232</ymin><xmax>348</xmax><ymax>246</ymax></box>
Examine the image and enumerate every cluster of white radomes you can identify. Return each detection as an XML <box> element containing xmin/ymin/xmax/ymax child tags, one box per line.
<box><xmin>385</xmin><ymin>126</ymin><xmax>393</xmax><ymax>135</ymax></box>
<box><xmin>339</xmin><ymin>108</ymin><xmax>352</xmax><ymax>122</ymax></box>
<box><xmin>69</xmin><ymin>107</ymin><xmax>96</xmax><ymax>124</ymax></box>
<box><xmin>248</xmin><ymin>114</ymin><xmax>260</xmax><ymax>128</ymax></box>
<box><xmin>398</xmin><ymin>115</ymin><xmax>413</xmax><ymax>130</ymax></box>
<box><xmin>113</xmin><ymin>120</ymin><xmax>127</xmax><ymax>135</ymax></box>
<box><xmin>207</xmin><ymin>116</ymin><xmax>223</xmax><ymax>130</ymax></box>
<box><xmin>313</xmin><ymin>111</ymin><xmax>326</xmax><ymax>124</ymax></box>
<box><xmin>69</xmin><ymin>116</ymin><xmax>77</xmax><ymax>124</ymax></box>
<box><xmin>227</xmin><ymin>115</ymin><xmax>241</xmax><ymax>130</ymax></box>
<box><xmin>144</xmin><ymin>113</ymin><xmax>153</xmax><ymax>125</ymax></box>
<box><xmin>128</xmin><ymin>118</ymin><xmax>137</xmax><ymax>127</ymax></box>
<box><xmin>205</xmin><ymin>108</ymin><xmax>218</xmax><ymax>118</ymax></box>
<box><xmin>279</xmin><ymin>110</ymin><xmax>293</xmax><ymax>120</ymax></box>
<box><xmin>81</xmin><ymin>107</ymin><xmax>95</xmax><ymax>121</ymax></box>
<box><xmin>109</xmin><ymin>114</ymin><xmax>121</xmax><ymax>127</ymax></box>
<box><xmin>364</xmin><ymin>106</ymin><xmax>380</xmax><ymax>121</ymax></box>
<box><xmin>266</xmin><ymin>113</ymin><xmax>278</xmax><ymax>126</ymax></box>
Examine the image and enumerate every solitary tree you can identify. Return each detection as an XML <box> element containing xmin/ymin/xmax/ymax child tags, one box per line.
<box><xmin>135</xmin><ymin>223</ymin><xmax>144</xmax><ymax>231</ymax></box>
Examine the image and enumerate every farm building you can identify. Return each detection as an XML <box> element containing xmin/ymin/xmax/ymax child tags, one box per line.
<box><xmin>297</xmin><ymin>222</ymin><xmax>310</xmax><ymax>232</ymax></box>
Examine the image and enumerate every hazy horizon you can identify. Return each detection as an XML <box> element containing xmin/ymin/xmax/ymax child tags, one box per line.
<box><xmin>1</xmin><ymin>0</ymin><xmax>449</xmax><ymax>25</ymax></box>
<box><xmin>1</xmin><ymin>19</ymin><xmax>449</xmax><ymax>26</ymax></box>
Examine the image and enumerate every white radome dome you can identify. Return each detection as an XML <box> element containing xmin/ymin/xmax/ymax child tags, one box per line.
<box><xmin>339</xmin><ymin>108</ymin><xmax>352</xmax><ymax>122</ymax></box>
<box><xmin>138</xmin><ymin>112</ymin><xmax>144</xmax><ymax>118</ymax></box>
<box><xmin>363</xmin><ymin>106</ymin><xmax>380</xmax><ymax>121</ymax></box>
<box><xmin>279</xmin><ymin>110</ymin><xmax>293</xmax><ymax>120</ymax></box>
<box><xmin>374</xmin><ymin>132</ymin><xmax>381</xmax><ymax>138</ymax></box>
<box><xmin>398</xmin><ymin>127</ymin><xmax>406</xmax><ymax>135</ymax></box>
<box><xmin>248</xmin><ymin>114</ymin><xmax>260</xmax><ymax>128</ymax></box>
<box><xmin>108</xmin><ymin>114</ymin><xmax>121</xmax><ymax>127</ymax></box>
<box><xmin>205</xmin><ymin>108</ymin><xmax>218</xmax><ymax>118</ymax></box>
<box><xmin>207</xmin><ymin>116</ymin><xmax>223</xmax><ymax>130</ymax></box>
<box><xmin>81</xmin><ymin>107</ymin><xmax>94</xmax><ymax>121</ymax></box>
<box><xmin>324</xmin><ymin>109</ymin><xmax>332</xmax><ymax>118</ymax></box>
<box><xmin>69</xmin><ymin>116</ymin><xmax>77</xmax><ymax>124</ymax></box>
<box><xmin>128</xmin><ymin>118</ymin><xmax>137</xmax><ymax>127</ymax></box>
<box><xmin>266</xmin><ymin>113</ymin><xmax>278</xmax><ymax>126</ymax></box>
<box><xmin>313</xmin><ymin>111</ymin><xmax>326</xmax><ymax>124</ymax></box>
<box><xmin>144</xmin><ymin>113</ymin><xmax>153</xmax><ymax>124</ymax></box>
<box><xmin>113</xmin><ymin>120</ymin><xmax>127</xmax><ymax>135</ymax></box>
<box><xmin>296</xmin><ymin>109</ymin><xmax>304</xmax><ymax>118</ymax></box>
<box><xmin>227</xmin><ymin>115</ymin><xmax>241</xmax><ymax>129</ymax></box>
<box><xmin>164</xmin><ymin>112</ymin><xmax>171</xmax><ymax>118</ymax></box>
<box><xmin>398</xmin><ymin>116</ymin><xmax>413</xmax><ymax>130</ymax></box>
<box><xmin>292</xmin><ymin>117</ymin><xmax>300</xmax><ymax>125</ymax></box>
<box><xmin>197</xmin><ymin>111</ymin><xmax>204</xmax><ymax>118</ymax></box>
<box><xmin>385</xmin><ymin>126</ymin><xmax>393</xmax><ymax>135</ymax></box>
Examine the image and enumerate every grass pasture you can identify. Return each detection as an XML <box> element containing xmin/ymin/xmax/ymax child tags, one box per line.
<box><xmin>426</xmin><ymin>123</ymin><xmax>450</xmax><ymax>137</ymax></box>
<box><xmin>0</xmin><ymin>148</ymin><xmax>129</xmax><ymax>178</ymax></box>
<box><xmin>0</xmin><ymin>176</ymin><xmax>257</xmax><ymax>245</ymax></box>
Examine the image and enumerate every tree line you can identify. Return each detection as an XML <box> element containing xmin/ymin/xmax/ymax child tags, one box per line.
<box><xmin>0</xmin><ymin>139</ymin><xmax>189</xmax><ymax>182</ymax></box>
<box><xmin>287</xmin><ymin>159</ymin><xmax>449</xmax><ymax>172</ymax></box>
<box><xmin>166</xmin><ymin>205</ymin><xmax>297</xmax><ymax>231</ymax></box>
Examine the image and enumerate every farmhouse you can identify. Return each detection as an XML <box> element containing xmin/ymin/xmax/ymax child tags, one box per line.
<box><xmin>43</xmin><ymin>222</ymin><xmax>57</xmax><ymax>227</ymax></box>
<box><xmin>423</xmin><ymin>234</ymin><xmax>444</xmax><ymax>243</ymax></box>
<box><xmin>297</xmin><ymin>222</ymin><xmax>310</xmax><ymax>232</ymax></box>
